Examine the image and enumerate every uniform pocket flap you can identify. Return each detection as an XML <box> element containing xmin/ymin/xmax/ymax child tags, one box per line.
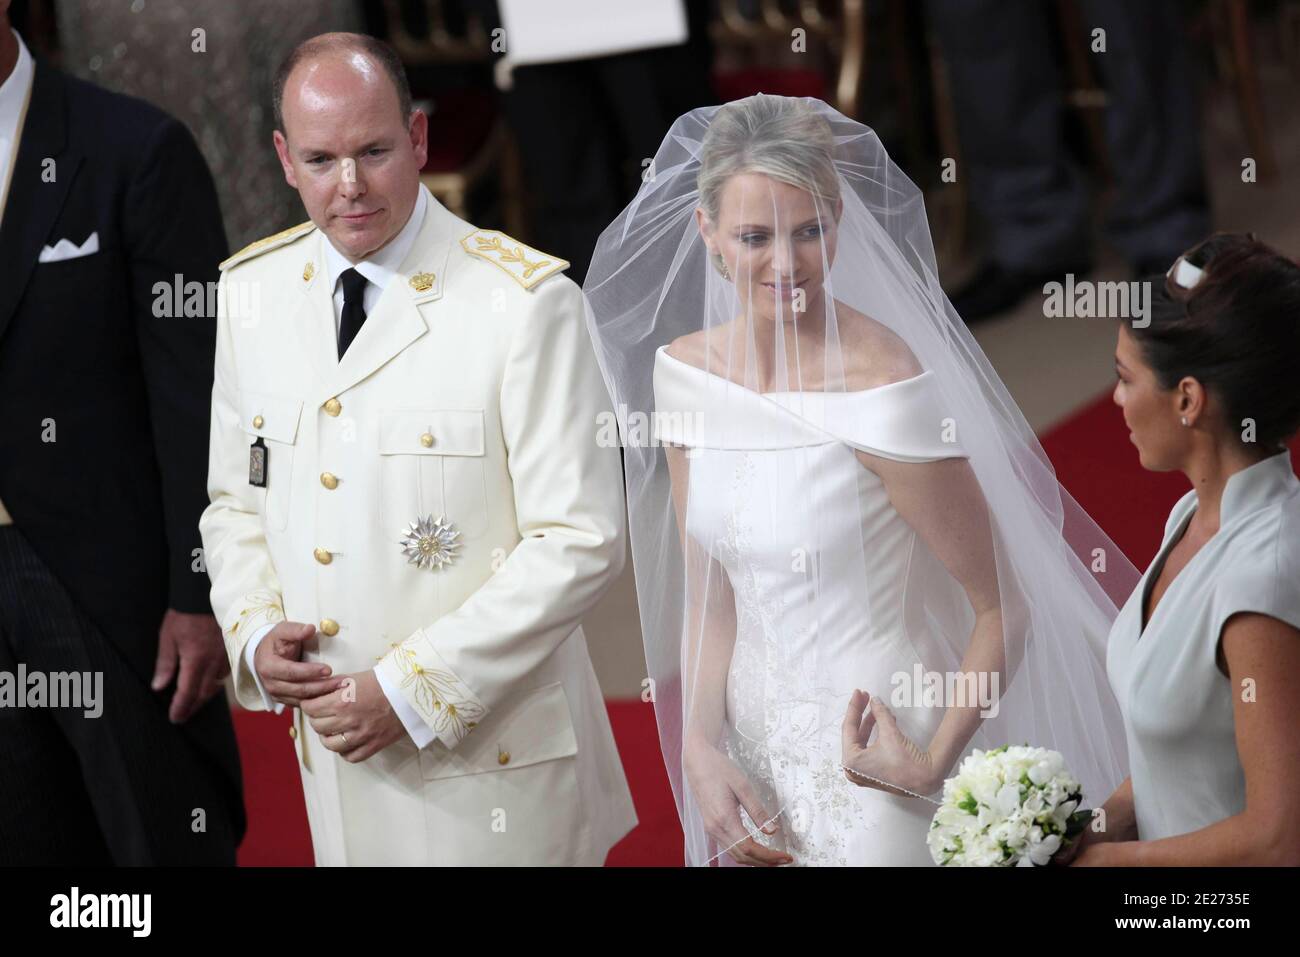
<box><xmin>238</xmin><ymin>390</ymin><xmax>304</xmax><ymax>444</ymax></box>
<box><xmin>420</xmin><ymin>680</ymin><xmax>578</xmax><ymax>780</ymax></box>
<box><xmin>379</xmin><ymin>408</ymin><xmax>484</xmax><ymax>456</ymax></box>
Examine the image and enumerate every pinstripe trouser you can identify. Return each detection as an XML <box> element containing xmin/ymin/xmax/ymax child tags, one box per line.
<box><xmin>0</xmin><ymin>525</ymin><xmax>240</xmax><ymax>865</ymax></box>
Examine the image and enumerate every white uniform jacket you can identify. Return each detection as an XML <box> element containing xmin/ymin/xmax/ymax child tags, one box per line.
<box><xmin>199</xmin><ymin>187</ymin><xmax>637</xmax><ymax>865</ymax></box>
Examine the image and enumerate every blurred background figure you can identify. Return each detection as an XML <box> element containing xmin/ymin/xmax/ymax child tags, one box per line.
<box><xmin>52</xmin><ymin>0</ymin><xmax>363</xmax><ymax>250</ymax></box>
<box><xmin>493</xmin><ymin>0</ymin><xmax>713</xmax><ymax>284</ymax></box>
<box><xmin>927</xmin><ymin>0</ymin><xmax>1211</xmax><ymax>321</ymax></box>
<box><xmin>0</xmin><ymin>1</ymin><xmax>243</xmax><ymax>864</ymax></box>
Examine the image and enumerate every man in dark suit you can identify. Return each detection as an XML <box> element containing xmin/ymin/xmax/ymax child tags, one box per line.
<box><xmin>0</xmin><ymin>4</ymin><xmax>244</xmax><ymax>864</ymax></box>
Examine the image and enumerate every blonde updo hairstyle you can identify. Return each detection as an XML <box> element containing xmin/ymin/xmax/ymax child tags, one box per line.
<box><xmin>697</xmin><ymin>94</ymin><xmax>842</xmax><ymax>278</ymax></box>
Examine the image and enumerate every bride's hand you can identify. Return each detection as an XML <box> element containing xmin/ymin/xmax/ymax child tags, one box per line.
<box><xmin>841</xmin><ymin>689</ymin><xmax>941</xmax><ymax>797</ymax></box>
<box><xmin>683</xmin><ymin>737</ymin><xmax>794</xmax><ymax>866</ymax></box>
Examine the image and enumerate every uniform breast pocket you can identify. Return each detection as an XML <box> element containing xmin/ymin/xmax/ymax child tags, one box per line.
<box><xmin>239</xmin><ymin>390</ymin><xmax>304</xmax><ymax>531</ymax></box>
<box><xmin>379</xmin><ymin>409</ymin><xmax>489</xmax><ymax>541</ymax></box>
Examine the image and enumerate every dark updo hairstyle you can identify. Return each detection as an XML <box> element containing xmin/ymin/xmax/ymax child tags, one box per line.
<box><xmin>1132</xmin><ymin>232</ymin><xmax>1300</xmax><ymax>451</ymax></box>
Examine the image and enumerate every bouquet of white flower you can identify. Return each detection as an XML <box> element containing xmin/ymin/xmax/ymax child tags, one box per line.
<box><xmin>927</xmin><ymin>745</ymin><xmax>1093</xmax><ymax>866</ymax></box>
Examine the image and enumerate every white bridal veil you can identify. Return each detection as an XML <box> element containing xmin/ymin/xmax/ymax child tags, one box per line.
<box><xmin>582</xmin><ymin>95</ymin><xmax>1139</xmax><ymax>866</ymax></box>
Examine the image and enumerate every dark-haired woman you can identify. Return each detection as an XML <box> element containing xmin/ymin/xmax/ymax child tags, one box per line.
<box><xmin>1073</xmin><ymin>233</ymin><xmax>1300</xmax><ymax>865</ymax></box>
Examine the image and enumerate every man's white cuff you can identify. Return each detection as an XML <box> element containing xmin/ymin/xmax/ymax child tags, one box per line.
<box><xmin>244</xmin><ymin>624</ymin><xmax>285</xmax><ymax>715</ymax></box>
<box><xmin>375</xmin><ymin>665</ymin><xmax>436</xmax><ymax>749</ymax></box>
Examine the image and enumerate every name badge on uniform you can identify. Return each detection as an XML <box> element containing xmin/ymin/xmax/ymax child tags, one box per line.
<box><xmin>249</xmin><ymin>437</ymin><xmax>268</xmax><ymax>488</ymax></box>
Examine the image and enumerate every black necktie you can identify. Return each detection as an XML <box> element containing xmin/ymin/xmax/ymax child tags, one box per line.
<box><xmin>338</xmin><ymin>267</ymin><xmax>368</xmax><ymax>359</ymax></box>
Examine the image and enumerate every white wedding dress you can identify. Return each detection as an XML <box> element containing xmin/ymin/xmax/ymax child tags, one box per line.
<box><xmin>654</xmin><ymin>346</ymin><xmax>976</xmax><ymax>866</ymax></box>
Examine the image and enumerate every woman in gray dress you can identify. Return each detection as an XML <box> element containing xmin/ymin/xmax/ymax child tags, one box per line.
<box><xmin>1073</xmin><ymin>233</ymin><xmax>1300</xmax><ymax>865</ymax></box>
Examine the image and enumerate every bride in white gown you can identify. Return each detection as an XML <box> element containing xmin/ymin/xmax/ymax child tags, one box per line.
<box><xmin>583</xmin><ymin>94</ymin><xmax>1139</xmax><ymax>866</ymax></box>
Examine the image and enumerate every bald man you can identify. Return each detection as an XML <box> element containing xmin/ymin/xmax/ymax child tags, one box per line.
<box><xmin>199</xmin><ymin>33</ymin><xmax>636</xmax><ymax>865</ymax></box>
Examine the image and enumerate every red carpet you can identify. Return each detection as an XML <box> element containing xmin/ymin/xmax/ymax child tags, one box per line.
<box><xmin>234</xmin><ymin>389</ymin><xmax>1299</xmax><ymax>866</ymax></box>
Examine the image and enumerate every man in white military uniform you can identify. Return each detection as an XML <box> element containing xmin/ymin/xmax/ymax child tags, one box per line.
<box><xmin>199</xmin><ymin>33</ymin><xmax>637</xmax><ymax>865</ymax></box>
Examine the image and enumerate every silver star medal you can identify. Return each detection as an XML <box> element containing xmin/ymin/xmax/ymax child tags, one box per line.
<box><xmin>399</xmin><ymin>515</ymin><xmax>462</xmax><ymax>570</ymax></box>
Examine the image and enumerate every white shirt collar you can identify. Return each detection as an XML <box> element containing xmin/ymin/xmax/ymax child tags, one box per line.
<box><xmin>0</xmin><ymin>30</ymin><xmax>33</xmax><ymax>131</ymax></box>
<box><xmin>322</xmin><ymin>185</ymin><xmax>428</xmax><ymax>296</ymax></box>
<box><xmin>0</xmin><ymin>31</ymin><xmax>35</xmax><ymax>204</ymax></box>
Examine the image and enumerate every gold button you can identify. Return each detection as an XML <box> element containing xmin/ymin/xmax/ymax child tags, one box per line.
<box><xmin>288</xmin><ymin>725</ymin><xmax>298</xmax><ymax>740</ymax></box>
<box><xmin>313</xmin><ymin>547</ymin><xmax>332</xmax><ymax>565</ymax></box>
<box><xmin>323</xmin><ymin>398</ymin><xmax>342</xmax><ymax>417</ymax></box>
<box><xmin>497</xmin><ymin>749</ymin><xmax>511</xmax><ymax>766</ymax></box>
<box><xmin>419</xmin><ymin>432</ymin><xmax>434</xmax><ymax>448</ymax></box>
<box><xmin>252</xmin><ymin>414</ymin><xmax>264</xmax><ymax>429</ymax></box>
<box><xmin>319</xmin><ymin>618</ymin><xmax>339</xmax><ymax>637</ymax></box>
<box><xmin>320</xmin><ymin>472</ymin><xmax>339</xmax><ymax>490</ymax></box>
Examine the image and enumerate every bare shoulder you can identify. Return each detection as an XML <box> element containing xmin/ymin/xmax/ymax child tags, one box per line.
<box><xmin>834</xmin><ymin>302</ymin><xmax>924</xmax><ymax>388</ymax></box>
<box><xmin>665</xmin><ymin>326</ymin><xmax>730</xmax><ymax>370</ymax></box>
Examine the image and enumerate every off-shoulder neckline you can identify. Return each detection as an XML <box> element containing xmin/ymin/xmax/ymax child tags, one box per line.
<box><xmin>654</xmin><ymin>344</ymin><xmax>933</xmax><ymax>398</ymax></box>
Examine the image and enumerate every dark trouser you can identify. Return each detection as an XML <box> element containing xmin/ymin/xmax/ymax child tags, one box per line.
<box><xmin>503</xmin><ymin>38</ymin><xmax>713</xmax><ymax>286</ymax></box>
<box><xmin>926</xmin><ymin>0</ymin><xmax>1210</xmax><ymax>271</ymax></box>
<box><xmin>0</xmin><ymin>526</ymin><xmax>239</xmax><ymax>865</ymax></box>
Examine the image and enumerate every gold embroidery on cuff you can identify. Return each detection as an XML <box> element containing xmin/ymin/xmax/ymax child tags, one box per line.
<box><xmin>226</xmin><ymin>591</ymin><xmax>285</xmax><ymax>641</ymax></box>
<box><xmin>391</xmin><ymin>646</ymin><xmax>485</xmax><ymax>745</ymax></box>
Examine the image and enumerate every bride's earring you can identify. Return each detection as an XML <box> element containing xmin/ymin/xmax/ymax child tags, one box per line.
<box><xmin>1180</xmin><ymin>416</ymin><xmax>1189</xmax><ymax>426</ymax></box>
<box><xmin>714</xmin><ymin>254</ymin><xmax>731</xmax><ymax>281</ymax></box>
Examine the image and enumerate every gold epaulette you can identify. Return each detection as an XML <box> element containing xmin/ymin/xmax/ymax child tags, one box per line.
<box><xmin>219</xmin><ymin>221</ymin><xmax>317</xmax><ymax>271</ymax></box>
<box><xmin>459</xmin><ymin>228</ymin><xmax>569</xmax><ymax>291</ymax></box>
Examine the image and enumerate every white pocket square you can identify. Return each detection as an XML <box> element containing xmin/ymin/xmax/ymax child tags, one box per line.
<box><xmin>39</xmin><ymin>231</ymin><xmax>99</xmax><ymax>263</ymax></box>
